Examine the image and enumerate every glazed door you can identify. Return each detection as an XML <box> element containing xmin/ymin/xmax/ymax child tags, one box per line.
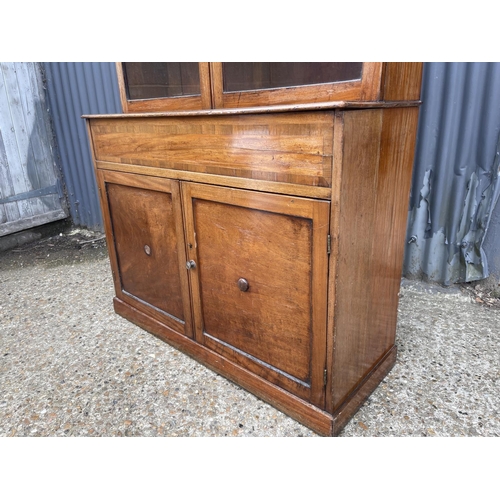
<box><xmin>182</xmin><ymin>183</ymin><xmax>330</xmax><ymax>407</ymax></box>
<box><xmin>210</xmin><ymin>62</ymin><xmax>383</xmax><ymax>108</ymax></box>
<box><xmin>116</xmin><ymin>63</ymin><xmax>211</xmax><ymax>113</ymax></box>
<box><xmin>97</xmin><ymin>170</ymin><xmax>193</xmax><ymax>338</ymax></box>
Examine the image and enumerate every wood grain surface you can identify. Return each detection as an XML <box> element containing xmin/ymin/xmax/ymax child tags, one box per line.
<box><xmin>332</xmin><ymin>109</ymin><xmax>383</xmax><ymax>409</ymax></box>
<box><xmin>95</xmin><ymin>161</ymin><xmax>332</xmax><ymax>200</ymax></box>
<box><xmin>332</xmin><ymin>346</ymin><xmax>397</xmax><ymax>435</ymax></box>
<box><xmin>182</xmin><ymin>183</ymin><xmax>330</xmax><ymax>407</ymax></box>
<box><xmin>90</xmin><ymin>113</ymin><xmax>334</xmax><ymax>187</ymax></box>
<box><xmin>97</xmin><ymin>170</ymin><xmax>193</xmax><ymax>338</ymax></box>
<box><xmin>325</xmin><ymin>110</ymin><xmax>345</xmax><ymax>412</ymax></box>
<box><xmin>382</xmin><ymin>63</ymin><xmax>423</xmax><ymax>101</ymax></box>
<box><xmin>83</xmin><ymin>98</ymin><xmax>421</xmax><ymax>121</ymax></box>
<box><xmin>107</xmin><ymin>183</ymin><xmax>184</xmax><ymax>318</ymax></box>
<box><xmin>331</xmin><ymin>107</ymin><xmax>419</xmax><ymax>410</ymax></box>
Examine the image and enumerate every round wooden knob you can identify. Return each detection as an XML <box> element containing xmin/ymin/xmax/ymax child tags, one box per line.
<box><xmin>144</xmin><ymin>244</ymin><xmax>151</xmax><ymax>256</ymax></box>
<box><xmin>237</xmin><ymin>278</ymin><xmax>249</xmax><ymax>292</ymax></box>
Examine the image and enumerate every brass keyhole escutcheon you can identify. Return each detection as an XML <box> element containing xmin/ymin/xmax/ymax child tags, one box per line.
<box><xmin>237</xmin><ymin>278</ymin><xmax>249</xmax><ymax>292</ymax></box>
<box><xmin>144</xmin><ymin>244</ymin><xmax>151</xmax><ymax>256</ymax></box>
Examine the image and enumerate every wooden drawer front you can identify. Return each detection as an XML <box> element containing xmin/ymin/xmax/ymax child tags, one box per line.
<box><xmin>98</xmin><ymin>171</ymin><xmax>193</xmax><ymax>338</ymax></box>
<box><xmin>90</xmin><ymin>112</ymin><xmax>333</xmax><ymax>187</ymax></box>
<box><xmin>182</xmin><ymin>183</ymin><xmax>330</xmax><ymax>407</ymax></box>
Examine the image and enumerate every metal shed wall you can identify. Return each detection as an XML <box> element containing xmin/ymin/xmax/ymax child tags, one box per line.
<box><xmin>42</xmin><ymin>62</ymin><xmax>121</xmax><ymax>229</ymax></box>
<box><xmin>404</xmin><ymin>62</ymin><xmax>500</xmax><ymax>284</ymax></box>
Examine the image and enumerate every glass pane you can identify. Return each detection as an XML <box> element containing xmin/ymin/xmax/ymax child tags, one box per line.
<box><xmin>222</xmin><ymin>63</ymin><xmax>363</xmax><ymax>92</ymax></box>
<box><xmin>123</xmin><ymin>63</ymin><xmax>200</xmax><ymax>100</ymax></box>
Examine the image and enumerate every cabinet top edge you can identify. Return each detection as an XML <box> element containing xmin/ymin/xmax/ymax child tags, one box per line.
<box><xmin>83</xmin><ymin>100</ymin><xmax>422</xmax><ymax>120</ymax></box>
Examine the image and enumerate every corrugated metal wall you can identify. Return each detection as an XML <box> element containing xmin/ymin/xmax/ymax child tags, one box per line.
<box><xmin>0</xmin><ymin>62</ymin><xmax>67</xmax><ymax>236</ymax></box>
<box><xmin>42</xmin><ymin>63</ymin><xmax>121</xmax><ymax>229</ymax></box>
<box><xmin>404</xmin><ymin>62</ymin><xmax>500</xmax><ymax>284</ymax></box>
<box><xmin>42</xmin><ymin>62</ymin><xmax>500</xmax><ymax>284</ymax></box>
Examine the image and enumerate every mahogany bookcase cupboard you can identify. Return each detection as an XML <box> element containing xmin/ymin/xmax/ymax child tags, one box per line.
<box><xmin>85</xmin><ymin>62</ymin><xmax>422</xmax><ymax>435</ymax></box>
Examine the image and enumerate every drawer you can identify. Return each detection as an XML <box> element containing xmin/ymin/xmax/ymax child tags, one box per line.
<box><xmin>89</xmin><ymin>112</ymin><xmax>334</xmax><ymax>188</ymax></box>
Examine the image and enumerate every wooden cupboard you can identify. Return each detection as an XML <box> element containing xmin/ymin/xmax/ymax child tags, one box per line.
<box><xmin>85</xmin><ymin>62</ymin><xmax>422</xmax><ymax>435</ymax></box>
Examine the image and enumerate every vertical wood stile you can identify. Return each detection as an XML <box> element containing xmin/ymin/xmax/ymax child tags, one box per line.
<box><xmin>326</xmin><ymin>110</ymin><xmax>344</xmax><ymax>413</ymax></box>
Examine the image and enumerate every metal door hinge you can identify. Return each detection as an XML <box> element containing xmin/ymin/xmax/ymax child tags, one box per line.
<box><xmin>0</xmin><ymin>179</ymin><xmax>62</xmax><ymax>205</ymax></box>
<box><xmin>324</xmin><ymin>369</ymin><xmax>328</xmax><ymax>386</ymax></box>
<box><xmin>327</xmin><ymin>235</ymin><xmax>331</xmax><ymax>255</ymax></box>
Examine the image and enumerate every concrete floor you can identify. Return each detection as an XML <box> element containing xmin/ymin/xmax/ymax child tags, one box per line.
<box><xmin>0</xmin><ymin>229</ymin><xmax>499</xmax><ymax>437</ymax></box>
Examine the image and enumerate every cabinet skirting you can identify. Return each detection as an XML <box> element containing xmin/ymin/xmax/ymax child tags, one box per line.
<box><xmin>113</xmin><ymin>297</ymin><xmax>335</xmax><ymax>436</ymax></box>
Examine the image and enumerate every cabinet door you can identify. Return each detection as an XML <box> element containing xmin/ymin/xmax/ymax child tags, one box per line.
<box><xmin>210</xmin><ymin>62</ymin><xmax>383</xmax><ymax>108</ymax></box>
<box><xmin>182</xmin><ymin>183</ymin><xmax>330</xmax><ymax>407</ymax></box>
<box><xmin>97</xmin><ymin>170</ymin><xmax>193</xmax><ymax>338</ymax></box>
<box><xmin>116</xmin><ymin>63</ymin><xmax>211</xmax><ymax>113</ymax></box>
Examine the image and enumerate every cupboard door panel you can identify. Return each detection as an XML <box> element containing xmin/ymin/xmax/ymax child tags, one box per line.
<box><xmin>182</xmin><ymin>183</ymin><xmax>329</xmax><ymax>407</ymax></box>
<box><xmin>98</xmin><ymin>171</ymin><xmax>193</xmax><ymax>337</ymax></box>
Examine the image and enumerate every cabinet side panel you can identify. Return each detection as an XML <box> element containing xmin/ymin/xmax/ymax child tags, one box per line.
<box><xmin>332</xmin><ymin>107</ymin><xmax>419</xmax><ymax>409</ymax></box>
<box><xmin>382</xmin><ymin>63</ymin><xmax>423</xmax><ymax>101</ymax></box>
<box><xmin>368</xmin><ymin>107</ymin><xmax>419</xmax><ymax>347</ymax></box>
<box><xmin>332</xmin><ymin>109</ymin><xmax>383</xmax><ymax>409</ymax></box>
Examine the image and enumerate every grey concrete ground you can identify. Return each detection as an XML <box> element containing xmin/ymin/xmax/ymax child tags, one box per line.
<box><xmin>0</xmin><ymin>229</ymin><xmax>499</xmax><ymax>437</ymax></box>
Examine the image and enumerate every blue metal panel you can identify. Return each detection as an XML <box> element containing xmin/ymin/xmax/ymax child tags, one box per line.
<box><xmin>42</xmin><ymin>62</ymin><xmax>121</xmax><ymax>229</ymax></box>
<box><xmin>404</xmin><ymin>62</ymin><xmax>500</xmax><ymax>284</ymax></box>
